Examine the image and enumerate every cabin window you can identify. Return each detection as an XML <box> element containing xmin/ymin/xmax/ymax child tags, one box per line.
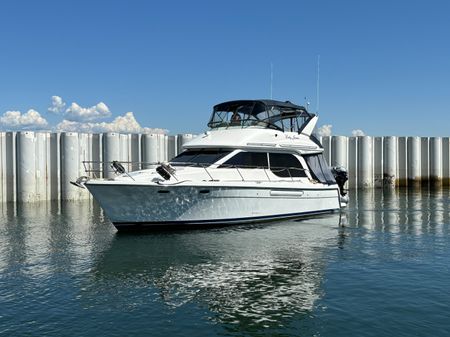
<box><xmin>220</xmin><ymin>152</ymin><xmax>269</xmax><ymax>169</ymax></box>
<box><xmin>269</xmin><ymin>153</ymin><xmax>307</xmax><ymax>177</ymax></box>
<box><xmin>170</xmin><ymin>150</ymin><xmax>231</xmax><ymax>166</ymax></box>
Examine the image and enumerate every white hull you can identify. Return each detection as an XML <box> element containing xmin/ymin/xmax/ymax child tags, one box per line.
<box><xmin>86</xmin><ymin>182</ymin><xmax>341</xmax><ymax>230</ymax></box>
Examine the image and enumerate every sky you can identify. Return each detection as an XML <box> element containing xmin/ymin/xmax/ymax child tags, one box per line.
<box><xmin>0</xmin><ymin>0</ymin><xmax>449</xmax><ymax>136</ymax></box>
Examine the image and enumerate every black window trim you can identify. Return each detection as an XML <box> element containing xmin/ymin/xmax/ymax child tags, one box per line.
<box><xmin>218</xmin><ymin>150</ymin><xmax>307</xmax><ymax>178</ymax></box>
<box><xmin>218</xmin><ymin>150</ymin><xmax>269</xmax><ymax>169</ymax></box>
<box><xmin>170</xmin><ymin>148</ymin><xmax>232</xmax><ymax>167</ymax></box>
<box><xmin>268</xmin><ymin>152</ymin><xmax>307</xmax><ymax>178</ymax></box>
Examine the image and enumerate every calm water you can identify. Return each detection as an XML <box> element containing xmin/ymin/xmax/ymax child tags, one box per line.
<box><xmin>0</xmin><ymin>189</ymin><xmax>449</xmax><ymax>337</ymax></box>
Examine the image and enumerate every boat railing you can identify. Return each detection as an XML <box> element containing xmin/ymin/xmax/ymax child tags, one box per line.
<box><xmin>82</xmin><ymin>160</ymin><xmax>312</xmax><ymax>183</ymax></box>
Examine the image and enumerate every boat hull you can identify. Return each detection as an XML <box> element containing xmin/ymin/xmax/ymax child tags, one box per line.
<box><xmin>85</xmin><ymin>182</ymin><xmax>341</xmax><ymax>230</ymax></box>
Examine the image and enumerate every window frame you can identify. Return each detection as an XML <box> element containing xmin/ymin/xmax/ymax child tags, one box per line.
<box><xmin>217</xmin><ymin>150</ymin><xmax>307</xmax><ymax>179</ymax></box>
<box><xmin>170</xmin><ymin>149</ymin><xmax>232</xmax><ymax>167</ymax></box>
<box><xmin>268</xmin><ymin>152</ymin><xmax>307</xmax><ymax>178</ymax></box>
<box><xmin>218</xmin><ymin>150</ymin><xmax>269</xmax><ymax>169</ymax></box>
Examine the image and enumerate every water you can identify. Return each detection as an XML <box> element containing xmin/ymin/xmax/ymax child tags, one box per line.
<box><xmin>0</xmin><ymin>189</ymin><xmax>449</xmax><ymax>337</ymax></box>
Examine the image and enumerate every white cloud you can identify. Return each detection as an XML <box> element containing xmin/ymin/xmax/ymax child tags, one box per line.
<box><xmin>48</xmin><ymin>95</ymin><xmax>66</xmax><ymax>114</ymax></box>
<box><xmin>56</xmin><ymin>111</ymin><xmax>167</xmax><ymax>134</ymax></box>
<box><xmin>0</xmin><ymin>109</ymin><xmax>48</xmax><ymax>130</ymax></box>
<box><xmin>316</xmin><ymin>124</ymin><xmax>332</xmax><ymax>137</ymax></box>
<box><xmin>64</xmin><ymin>101</ymin><xmax>111</xmax><ymax>122</ymax></box>
<box><xmin>48</xmin><ymin>96</ymin><xmax>111</xmax><ymax>122</ymax></box>
<box><xmin>3</xmin><ymin>96</ymin><xmax>165</xmax><ymax>134</ymax></box>
<box><xmin>351</xmin><ymin>129</ymin><xmax>365</xmax><ymax>137</ymax></box>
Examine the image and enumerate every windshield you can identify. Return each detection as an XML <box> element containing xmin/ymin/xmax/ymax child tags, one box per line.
<box><xmin>207</xmin><ymin>102</ymin><xmax>271</xmax><ymax>129</ymax></box>
<box><xmin>207</xmin><ymin>101</ymin><xmax>311</xmax><ymax>132</ymax></box>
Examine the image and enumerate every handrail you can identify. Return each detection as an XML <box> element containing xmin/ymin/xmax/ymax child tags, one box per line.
<box><xmin>82</xmin><ymin>160</ymin><xmax>312</xmax><ymax>183</ymax></box>
<box><xmin>82</xmin><ymin>160</ymin><xmax>310</xmax><ymax>172</ymax></box>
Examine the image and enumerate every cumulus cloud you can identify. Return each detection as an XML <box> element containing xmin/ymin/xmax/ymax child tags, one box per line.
<box><xmin>56</xmin><ymin>112</ymin><xmax>167</xmax><ymax>134</ymax></box>
<box><xmin>0</xmin><ymin>109</ymin><xmax>48</xmax><ymax>131</ymax></box>
<box><xmin>48</xmin><ymin>95</ymin><xmax>111</xmax><ymax>122</ymax></box>
<box><xmin>48</xmin><ymin>95</ymin><xmax>66</xmax><ymax>114</ymax></box>
<box><xmin>64</xmin><ymin>101</ymin><xmax>111</xmax><ymax>122</ymax></box>
<box><xmin>4</xmin><ymin>96</ymin><xmax>165</xmax><ymax>134</ymax></box>
<box><xmin>351</xmin><ymin>129</ymin><xmax>365</xmax><ymax>137</ymax></box>
<box><xmin>316</xmin><ymin>124</ymin><xmax>332</xmax><ymax>137</ymax></box>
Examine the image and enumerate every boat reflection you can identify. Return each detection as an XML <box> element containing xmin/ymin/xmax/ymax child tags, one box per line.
<box><xmin>92</xmin><ymin>213</ymin><xmax>344</xmax><ymax>330</ymax></box>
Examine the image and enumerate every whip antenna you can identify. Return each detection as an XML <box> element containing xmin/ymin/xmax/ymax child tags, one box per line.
<box><xmin>270</xmin><ymin>62</ymin><xmax>273</xmax><ymax>99</ymax></box>
<box><xmin>316</xmin><ymin>54</ymin><xmax>320</xmax><ymax>114</ymax></box>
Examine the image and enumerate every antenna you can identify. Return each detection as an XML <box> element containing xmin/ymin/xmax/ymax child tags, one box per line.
<box><xmin>270</xmin><ymin>62</ymin><xmax>273</xmax><ymax>99</ymax></box>
<box><xmin>316</xmin><ymin>54</ymin><xmax>320</xmax><ymax>114</ymax></box>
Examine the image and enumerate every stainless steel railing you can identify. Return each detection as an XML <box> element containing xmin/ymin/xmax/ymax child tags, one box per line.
<box><xmin>82</xmin><ymin>160</ymin><xmax>312</xmax><ymax>183</ymax></box>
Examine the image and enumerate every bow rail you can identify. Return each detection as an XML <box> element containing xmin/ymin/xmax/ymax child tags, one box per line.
<box><xmin>81</xmin><ymin>160</ymin><xmax>312</xmax><ymax>183</ymax></box>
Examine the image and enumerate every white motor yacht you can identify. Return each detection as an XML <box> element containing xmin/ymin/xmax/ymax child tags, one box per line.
<box><xmin>77</xmin><ymin>99</ymin><xmax>348</xmax><ymax>230</ymax></box>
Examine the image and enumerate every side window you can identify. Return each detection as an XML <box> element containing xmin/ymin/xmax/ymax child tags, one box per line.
<box><xmin>170</xmin><ymin>151</ymin><xmax>199</xmax><ymax>163</ymax></box>
<box><xmin>170</xmin><ymin>150</ymin><xmax>231</xmax><ymax>166</ymax></box>
<box><xmin>220</xmin><ymin>152</ymin><xmax>268</xmax><ymax>168</ymax></box>
<box><xmin>269</xmin><ymin>153</ymin><xmax>306</xmax><ymax>177</ymax></box>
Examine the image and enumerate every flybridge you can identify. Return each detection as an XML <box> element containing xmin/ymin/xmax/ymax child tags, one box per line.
<box><xmin>207</xmin><ymin>99</ymin><xmax>315</xmax><ymax>133</ymax></box>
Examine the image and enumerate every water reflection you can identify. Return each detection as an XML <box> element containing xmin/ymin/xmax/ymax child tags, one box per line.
<box><xmin>0</xmin><ymin>201</ymin><xmax>113</xmax><ymax>276</ymax></box>
<box><xmin>92</xmin><ymin>214</ymin><xmax>343</xmax><ymax>331</ymax></box>
<box><xmin>0</xmin><ymin>189</ymin><xmax>449</xmax><ymax>336</ymax></box>
<box><xmin>337</xmin><ymin>188</ymin><xmax>450</xmax><ymax>267</ymax></box>
<box><xmin>347</xmin><ymin>188</ymin><xmax>450</xmax><ymax>236</ymax></box>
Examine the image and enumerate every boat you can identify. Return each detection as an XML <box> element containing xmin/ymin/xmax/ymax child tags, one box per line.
<box><xmin>75</xmin><ymin>99</ymin><xmax>348</xmax><ymax>230</ymax></box>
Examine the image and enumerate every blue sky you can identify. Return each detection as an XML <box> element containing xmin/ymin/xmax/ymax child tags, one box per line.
<box><xmin>0</xmin><ymin>0</ymin><xmax>449</xmax><ymax>136</ymax></box>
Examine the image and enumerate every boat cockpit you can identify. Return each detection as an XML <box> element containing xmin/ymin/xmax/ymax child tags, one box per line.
<box><xmin>207</xmin><ymin>99</ymin><xmax>314</xmax><ymax>133</ymax></box>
